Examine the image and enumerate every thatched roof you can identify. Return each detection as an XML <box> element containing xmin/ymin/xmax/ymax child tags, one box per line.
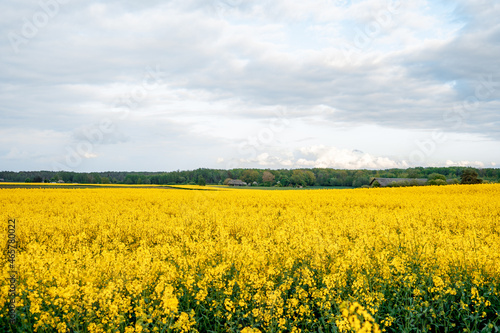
<box><xmin>370</xmin><ymin>178</ymin><xmax>428</xmax><ymax>187</ymax></box>
<box><xmin>228</xmin><ymin>179</ymin><xmax>247</xmax><ymax>186</ymax></box>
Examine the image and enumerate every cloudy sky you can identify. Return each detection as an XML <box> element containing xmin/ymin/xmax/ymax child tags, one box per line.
<box><xmin>1</xmin><ymin>0</ymin><xmax>499</xmax><ymax>172</ymax></box>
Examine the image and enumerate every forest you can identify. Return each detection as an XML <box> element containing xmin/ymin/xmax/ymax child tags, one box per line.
<box><xmin>1</xmin><ymin>167</ymin><xmax>499</xmax><ymax>187</ymax></box>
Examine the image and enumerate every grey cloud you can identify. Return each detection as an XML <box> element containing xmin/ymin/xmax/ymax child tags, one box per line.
<box><xmin>1</xmin><ymin>0</ymin><xmax>499</xmax><ymax>171</ymax></box>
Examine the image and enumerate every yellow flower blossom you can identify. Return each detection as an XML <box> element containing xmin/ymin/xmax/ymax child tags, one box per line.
<box><xmin>0</xmin><ymin>184</ymin><xmax>499</xmax><ymax>331</ymax></box>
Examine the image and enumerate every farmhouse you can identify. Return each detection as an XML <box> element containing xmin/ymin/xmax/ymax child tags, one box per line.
<box><xmin>369</xmin><ymin>178</ymin><xmax>428</xmax><ymax>187</ymax></box>
<box><xmin>228</xmin><ymin>179</ymin><xmax>247</xmax><ymax>186</ymax></box>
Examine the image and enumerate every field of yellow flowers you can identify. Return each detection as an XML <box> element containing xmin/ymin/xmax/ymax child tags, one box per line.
<box><xmin>1</xmin><ymin>184</ymin><xmax>500</xmax><ymax>332</ymax></box>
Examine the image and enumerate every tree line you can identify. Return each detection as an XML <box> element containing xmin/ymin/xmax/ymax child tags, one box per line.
<box><xmin>1</xmin><ymin>167</ymin><xmax>498</xmax><ymax>187</ymax></box>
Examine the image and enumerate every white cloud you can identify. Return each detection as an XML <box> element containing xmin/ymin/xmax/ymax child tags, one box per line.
<box><xmin>83</xmin><ymin>152</ymin><xmax>98</xmax><ymax>159</ymax></box>
<box><xmin>236</xmin><ymin>146</ymin><xmax>408</xmax><ymax>170</ymax></box>
<box><xmin>295</xmin><ymin>145</ymin><xmax>408</xmax><ymax>169</ymax></box>
<box><xmin>0</xmin><ymin>0</ymin><xmax>499</xmax><ymax>171</ymax></box>
<box><xmin>445</xmin><ymin>160</ymin><xmax>485</xmax><ymax>168</ymax></box>
<box><xmin>4</xmin><ymin>147</ymin><xmax>30</xmax><ymax>160</ymax></box>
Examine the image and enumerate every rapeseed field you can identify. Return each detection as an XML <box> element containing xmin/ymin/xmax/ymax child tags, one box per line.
<box><xmin>1</xmin><ymin>185</ymin><xmax>499</xmax><ymax>332</ymax></box>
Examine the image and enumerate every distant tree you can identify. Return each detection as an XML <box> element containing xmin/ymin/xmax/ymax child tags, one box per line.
<box><xmin>33</xmin><ymin>175</ymin><xmax>43</xmax><ymax>183</ymax></box>
<box><xmin>101</xmin><ymin>177</ymin><xmax>111</xmax><ymax>184</ymax></box>
<box><xmin>427</xmin><ymin>179</ymin><xmax>447</xmax><ymax>186</ymax></box>
<box><xmin>428</xmin><ymin>173</ymin><xmax>446</xmax><ymax>182</ymax></box>
<box><xmin>383</xmin><ymin>172</ymin><xmax>397</xmax><ymax>178</ymax></box>
<box><xmin>279</xmin><ymin>175</ymin><xmax>290</xmax><ymax>187</ymax></box>
<box><xmin>335</xmin><ymin>170</ymin><xmax>349</xmax><ymax>186</ymax></box>
<box><xmin>406</xmin><ymin>168</ymin><xmax>423</xmax><ymax>178</ymax></box>
<box><xmin>427</xmin><ymin>173</ymin><xmax>447</xmax><ymax>186</ymax></box>
<box><xmin>74</xmin><ymin>173</ymin><xmax>90</xmax><ymax>183</ymax></box>
<box><xmin>197</xmin><ymin>176</ymin><xmax>206</xmax><ymax>186</ymax></box>
<box><xmin>372</xmin><ymin>180</ymin><xmax>381</xmax><ymax>188</ymax></box>
<box><xmin>460</xmin><ymin>168</ymin><xmax>483</xmax><ymax>184</ymax></box>
<box><xmin>329</xmin><ymin>177</ymin><xmax>342</xmax><ymax>186</ymax></box>
<box><xmin>241</xmin><ymin>170</ymin><xmax>260</xmax><ymax>184</ymax></box>
<box><xmin>223</xmin><ymin>178</ymin><xmax>232</xmax><ymax>185</ymax></box>
<box><xmin>290</xmin><ymin>170</ymin><xmax>305</xmax><ymax>186</ymax></box>
<box><xmin>262</xmin><ymin>171</ymin><xmax>275</xmax><ymax>186</ymax></box>
<box><xmin>140</xmin><ymin>177</ymin><xmax>151</xmax><ymax>185</ymax></box>
<box><xmin>90</xmin><ymin>173</ymin><xmax>101</xmax><ymax>184</ymax></box>
<box><xmin>124</xmin><ymin>174</ymin><xmax>139</xmax><ymax>184</ymax></box>
<box><xmin>6</xmin><ymin>166</ymin><xmax>500</xmax><ymax>188</ymax></box>
<box><xmin>427</xmin><ymin>173</ymin><xmax>448</xmax><ymax>185</ymax></box>
<box><xmin>352</xmin><ymin>176</ymin><xmax>370</xmax><ymax>188</ymax></box>
<box><xmin>303</xmin><ymin>171</ymin><xmax>316</xmax><ymax>186</ymax></box>
<box><xmin>409</xmin><ymin>179</ymin><xmax>422</xmax><ymax>187</ymax></box>
<box><xmin>388</xmin><ymin>180</ymin><xmax>410</xmax><ymax>187</ymax></box>
<box><xmin>25</xmin><ymin>178</ymin><xmax>31</xmax><ymax>183</ymax></box>
<box><xmin>316</xmin><ymin>170</ymin><xmax>330</xmax><ymax>186</ymax></box>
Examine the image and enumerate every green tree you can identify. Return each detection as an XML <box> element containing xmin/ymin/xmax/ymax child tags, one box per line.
<box><xmin>427</xmin><ymin>179</ymin><xmax>447</xmax><ymax>186</ymax></box>
<box><xmin>197</xmin><ymin>176</ymin><xmax>206</xmax><ymax>186</ymax></box>
<box><xmin>279</xmin><ymin>175</ymin><xmax>290</xmax><ymax>187</ymax></box>
<box><xmin>303</xmin><ymin>170</ymin><xmax>316</xmax><ymax>186</ymax></box>
<box><xmin>101</xmin><ymin>177</ymin><xmax>112</xmax><ymax>184</ymax></box>
<box><xmin>90</xmin><ymin>173</ymin><xmax>101</xmax><ymax>184</ymax></box>
<box><xmin>241</xmin><ymin>170</ymin><xmax>260</xmax><ymax>184</ymax></box>
<box><xmin>352</xmin><ymin>176</ymin><xmax>370</xmax><ymax>188</ymax></box>
<box><xmin>124</xmin><ymin>174</ymin><xmax>139</xmax><ymax>184</ymax></box>
<box><xmin>428</xmin><ymin>173</ymin><xmax>446</xmax><ymax>181</ymax></box>
<box><xmin>407</xmin><ymin>168</ymin><xmax>423</xmax><ymax>178</ymax></box>
<box><xmin>427</xmin><ymin>173</ymin><xmax>447</xmax><ymax>186</ymax></box>
<box><xmin>290</xmin><ymin>170</ymin><xmax>305</xmax><ymax>186</ymax></box>
<box><xmin>460</xmin><ymin>168</ymin><xmax>482</xmax><ymax>184</ymax></box>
